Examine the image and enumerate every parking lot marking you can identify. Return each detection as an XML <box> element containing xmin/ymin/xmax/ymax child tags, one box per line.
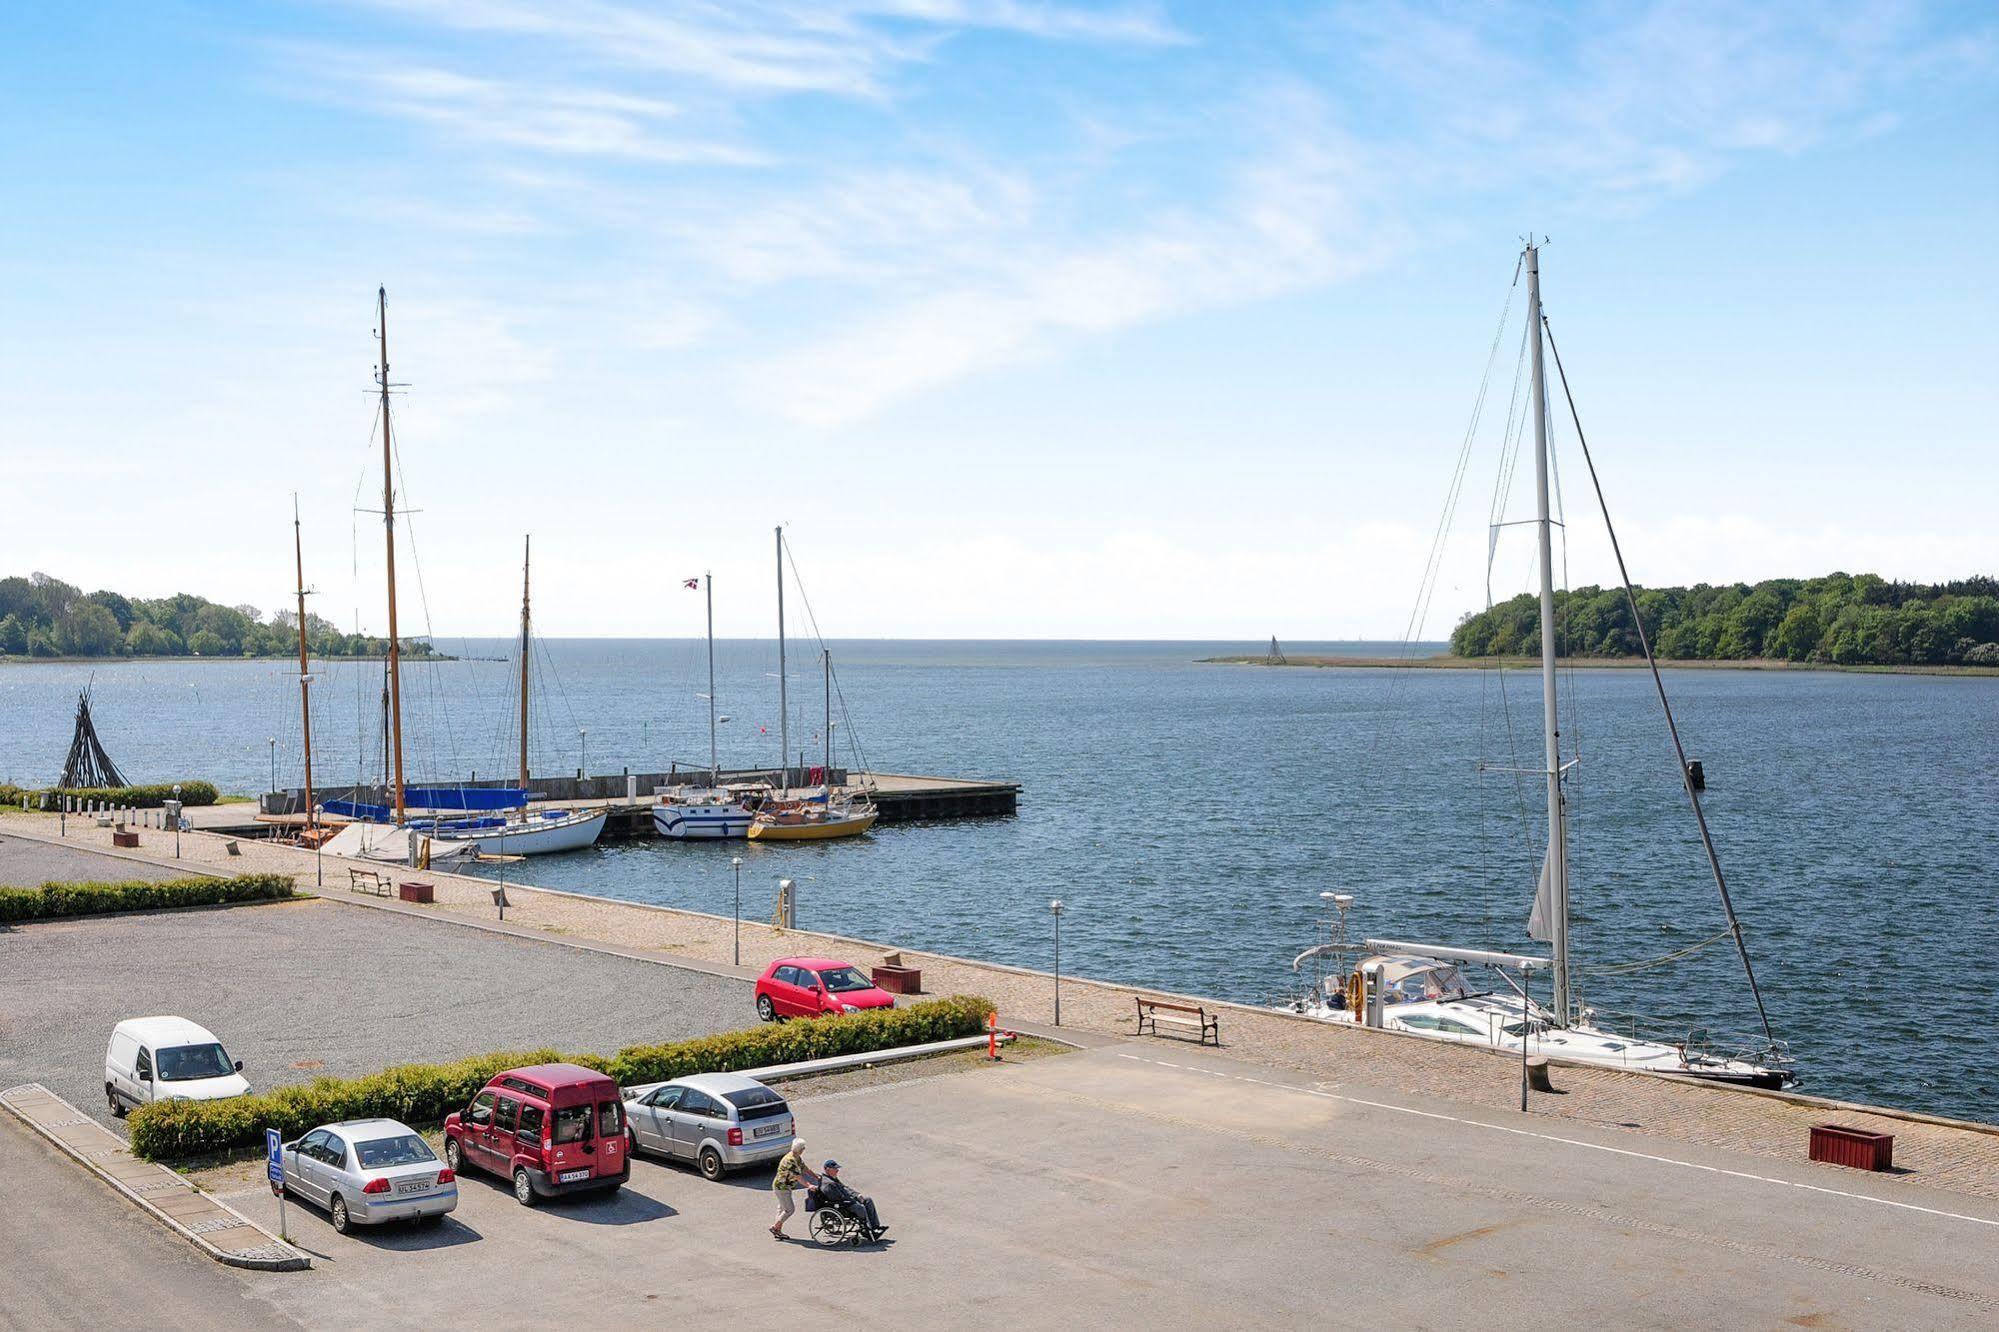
<box><xmin>1110</xmin><ymin>1051</ymin><xmax>1999</xmax><ymax>1231</ymax></box>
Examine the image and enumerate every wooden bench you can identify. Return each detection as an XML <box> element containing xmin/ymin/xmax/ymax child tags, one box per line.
<box><xmin>348</xmin><ymin>868</ymin><xmax>391</xmax><ymax>897</ymax></box>
<box><xmin>1135</xmin><ymin>998</ymin><xmax>1220</xmax><ymax>1046</ymax></box>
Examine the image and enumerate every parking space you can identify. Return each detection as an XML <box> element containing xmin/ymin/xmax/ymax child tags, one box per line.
<box><xmin>184</xmin><ymin>1045</ymin><xmax>1999</xmax><ymax>1328</ymax></box>
<box><xmin>0</xmin><ymin>830</ymin><xmax>189</xmax><ymax>887</ymax></box>
<box><xmin>0</xmin><ymin>897</ymin><xmax>753</xmax><ymax>1123</ymax></box>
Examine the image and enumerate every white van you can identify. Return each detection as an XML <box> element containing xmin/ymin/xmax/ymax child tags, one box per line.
<box><xmin>104</xmin><ymin>1016</ymin><xmax>250</xmax><ymax>1116</ymax></box>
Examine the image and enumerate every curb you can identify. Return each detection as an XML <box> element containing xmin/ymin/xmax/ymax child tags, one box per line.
<box><xmin>0</xmin><ymin>1083</ymin><xmax>309</xmax><ymax>1272</ymax></box>
<box><xmin>622</xmin><ymin>1032</ymin><xmax>1022</xmax><ymax>1099</ymax></box>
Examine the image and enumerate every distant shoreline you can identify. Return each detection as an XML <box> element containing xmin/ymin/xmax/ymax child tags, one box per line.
<box><xmin>0</xmin><ymin>653</ymin><xmax>457</xmax><ymax>666</ymax></box>
<box><xmin>1199</xmin><ymin>654</ymin><xmax>1999</xmax><ymax>678</ymax></box>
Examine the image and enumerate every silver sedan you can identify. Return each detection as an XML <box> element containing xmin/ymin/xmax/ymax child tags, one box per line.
<box><xmin>282</xmin><ymin>1118</ymin><xmax>459</xmax><ymax>1234</ymax></box>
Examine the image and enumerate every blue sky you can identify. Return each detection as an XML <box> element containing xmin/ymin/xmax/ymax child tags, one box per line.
<box><xmin>4</xmin><ymin>1</ymin><xmax>1994</xmax><ymax>638</ymax></box>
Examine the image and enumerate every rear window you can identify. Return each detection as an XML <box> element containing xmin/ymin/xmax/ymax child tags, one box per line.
<box><xmin>724</xmin><ymin>1087</ymin><xmax>790</xmax><ymax>1120</ymax></box>
<box><xmin>356</xmin><ymin>1134</ymin><xmax>437</xmax><ymax>1169</ymax></box>
<box><xmin>553</xmin><ymin>1104</ymin><xmax>593</xmax><ymax>1144</ymax></box>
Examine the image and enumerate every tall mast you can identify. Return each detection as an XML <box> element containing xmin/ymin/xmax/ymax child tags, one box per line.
<box><xmin>1526</xmin><ymin>241</ymin><xmax>1571</xmax><ymax>1024</ymax></box>
<box><xmin>705</xmin><ymin>573</ymin><xmax>718</xmax><ymax>786</ymax></box>
<box><xmin>376</xmin><ymin>286</ymin><xmax>407</xmax><ymax>822</ymax></box>
<box><xmin>822</xmin><ymin>647</ymin><xmax>832</xmax><ymax>790</ymax></box>
<box><xmin>775</xmin><ymin>526</ymin><xmax>788</xmax><ymax>795</ymax></box>
<box><xmin>519</xmin><ymin>535</ymin><xmax>531</xmax><ymax>789</ymax></box>
<box><xmin>291</xmin><ymin>497</ymin><xmax>315</xmax><ymax>830</ymax></box>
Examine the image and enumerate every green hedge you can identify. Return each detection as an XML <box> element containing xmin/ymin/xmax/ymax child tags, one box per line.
<box><xmin>0</xmin><ymin>873</ymin><xmax>295</xmax><ymax>922</ymax></box>
<box><xmin>129</xmin><ymin>995</ymin><xmax>995</xmax><ymax>1161</ymax></box>
<box><xmin>0</xmin><ymin>782</ymin><xmax>220</xmax><ymax>809</ymax></box>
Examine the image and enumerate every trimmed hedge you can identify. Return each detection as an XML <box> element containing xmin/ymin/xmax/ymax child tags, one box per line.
<box><xmin>0</xmin><ymin>782</ymin><xmax>220</xmax><ymax>809</ymax></box>
<box><xmin>0</xmin><ymin>873</ymin><xmax>296</xmax><ymax>922</ymax></box>
<box><xmin>129</xmin><ymin>994</ymin><xmax>995</xmax><ymax>1161</ymax></box>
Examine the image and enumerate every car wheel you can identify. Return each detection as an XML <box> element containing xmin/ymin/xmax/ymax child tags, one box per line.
<box><xmin>513</xmin><ymin>1168</ymin><xmax>538</xmax><ymax>1207</ymax></box>
<box><xmin>443</xmin><ymin>1138</ymin><xmax>463</xmax><ymax>1173</ymax></box>
<box><xmin>330</xmin><ymin>1195</ymin><xmax>350</xmax><ymax>1234</ymax></box>
<box><xmin>106</xmin><ymin>1084</ymin><xmax>126</xmax><ymax>1118</ymax></box>
<box><xmin>698</xmin><ymin>1147</ymin><xmax>725</xmax><ymax>1182</ymax></box>
<box><xmin>757</xmin><ymin>994</ymin><xmax>777</xmax><ymax>1022</ymax></box>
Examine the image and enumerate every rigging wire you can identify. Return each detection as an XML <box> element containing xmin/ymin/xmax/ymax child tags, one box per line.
<box><xmin>1541</xmin><ymin>315</ymin><xmax>1777</xmax><ymax>1050</ymax></box>
<box><xmin>779</xmin><ymin>534</ymin><xmax>877</xmax><ymax>783</ymax></box>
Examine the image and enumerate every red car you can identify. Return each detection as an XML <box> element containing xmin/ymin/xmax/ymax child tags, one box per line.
<box><xmin>755</xmin><ymin>957</ymin><xmax>897</xmax><ymax>1021</ymax></box>
<box><xmin>442</xmin><ymin>1063</ymin><xmax>629</xmax><ymax>1207</ymax></box>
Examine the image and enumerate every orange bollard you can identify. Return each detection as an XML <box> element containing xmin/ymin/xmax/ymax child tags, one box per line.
<box><xmin>986</xmin><ymin>1010</ymin><xmax>1000</xmax><ymax>1061</ymax></box>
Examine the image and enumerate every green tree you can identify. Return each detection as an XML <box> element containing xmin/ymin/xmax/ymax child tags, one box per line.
<box><xmin>185</xmin><ymin>629</ymin><xmax>226</xmax><ymax>656</ymax></box>
<box><xmin>125</xmin><ymin>620</ymin><xmax>180</xmax><ymax>656</ymax></box>
<box><xmin>1770</xmin><ymin>604</ymin><xmax>1822</xmax><ymax>662</ymax></box>
<box><xmin>60</xmin><ymin>602</ymin><xmax>124</xmax><ymax>656</ymax></box>
<box><xmin>85</xmin><ymin>589</ymin><xmax>135</xmax><ymax>631</ymax></box>
<box><xmin>0</xmin><ymin>613</ymin><xmax>26</xmax><ymax>655</ymax></box>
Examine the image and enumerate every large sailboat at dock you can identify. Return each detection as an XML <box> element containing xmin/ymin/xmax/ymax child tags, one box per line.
<box><xmin>1275</xmin><ymin>242</ymin><xmax>1793</xmax><ymax>1091</ymax></box>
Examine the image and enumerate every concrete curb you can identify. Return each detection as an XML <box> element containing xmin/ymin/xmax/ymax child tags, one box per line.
<box><xmin>623</xmin><ymin>1032</ymin><xmax>1023</xmax><ymax>1099</ymax></box>
<box><xmin>0</xmin><ymin>1083</ymin><xmax>310</xmax><ymax>1272</ymax></box>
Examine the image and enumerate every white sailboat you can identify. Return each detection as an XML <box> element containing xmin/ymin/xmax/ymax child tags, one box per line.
<box><xmin>652</xmin><ymin>572</ymin><xmax>760</xmax><ymax>840</ymax></box>
<box><xmin>1276</xmin><ymin>242</ymin><xmax>1792</xmax><ymax>1091</ymax></box>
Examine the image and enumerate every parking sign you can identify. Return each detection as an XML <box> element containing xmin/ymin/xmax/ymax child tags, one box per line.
<box><xmin>266</xmin><ymin>1128</ymin><xmax>284</xmax><ymax>1186</ymax></box>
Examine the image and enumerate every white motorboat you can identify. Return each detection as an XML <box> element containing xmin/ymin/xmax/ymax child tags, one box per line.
<box><xmin>419</xmin><ymin>806</ymin><xmax>609</xmax><ymax>857</ymax></box>
<box><xmin>651</xmin><ymin>785</ymin><xmax>757</xmax><ymax>840</ymax></box>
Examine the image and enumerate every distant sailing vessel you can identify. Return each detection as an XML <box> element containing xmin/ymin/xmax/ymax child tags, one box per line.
<box><xmin>1274</xmin><ymin>242</ymin><xmax>1792</xmax><ymax>1091</ymax></box>
<box><xmin>745</xmin><ymin>527</ymin><xmax>877</xmax><ymax>843</ymax></box>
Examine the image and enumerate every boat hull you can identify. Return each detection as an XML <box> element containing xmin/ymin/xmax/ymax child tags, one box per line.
<box><xmin>651</xmin><ymin>802</ymin><xmax>753</xmax><ymax>840</ymax></box>
<box><xmin>746</xmin><ymin>810</ymin><xmax>877</xmax><ymax>841</ymax></box>
<box><xmin>424</xmin><ymin>809</ymin><xmax>608</xmax><ymax>856</ymax></box>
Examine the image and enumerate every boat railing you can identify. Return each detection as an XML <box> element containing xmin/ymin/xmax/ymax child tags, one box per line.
<box><xmin>1580</xmin><ymin>1005</ymin><xmax>1793</xmax><ymax>1071</ymax></box>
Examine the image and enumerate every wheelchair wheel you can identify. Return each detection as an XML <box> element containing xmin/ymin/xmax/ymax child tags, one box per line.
<box><xmin>809</xmin><ymin>1209</ymin><xmax>851</xmax><ymax>1246</ymax></box>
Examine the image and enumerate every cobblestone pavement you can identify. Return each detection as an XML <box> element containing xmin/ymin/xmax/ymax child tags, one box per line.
<box><xmin>9</xmin><ymin>813</ymin><xmax>1995</xmax><ymax>1199</ymax></box>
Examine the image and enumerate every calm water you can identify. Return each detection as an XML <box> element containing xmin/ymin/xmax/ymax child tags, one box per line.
<box><xmin>4</xmin><ymin>641</ymin><xmax>1995</xmax><ymax>1120</ymax></box>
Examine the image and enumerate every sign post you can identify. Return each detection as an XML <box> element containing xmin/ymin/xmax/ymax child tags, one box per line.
<box><xmin>265</xmin><ymin>1127</ymin><xmax>287</xmax><ymax>1240</ymax></box>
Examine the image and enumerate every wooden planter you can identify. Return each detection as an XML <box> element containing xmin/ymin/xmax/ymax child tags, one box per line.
<box><xmin>872</xmin><ymin>964</ymin><xmax>922</xmax><ymax>995</ymax></box>
<box><xmin>398</xmin><ymin>881</ymin><xmax>435</xmax><ymax>905</ymax></box>
<box><xmin>111</xmin><ymin>829</ymin><xmax>140</xmax><ymax>849</ymax></box>
<box><xmin>1809</xmin><ymin>1124</ymin><xmax>1894</xmax><ymax>1171</ymax></box>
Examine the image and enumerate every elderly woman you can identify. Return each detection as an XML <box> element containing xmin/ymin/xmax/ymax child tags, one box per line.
<box><xmin>770</xmin><ymin>1137</ymin><xmax>821</xmax><ymax>1240</ymax></box>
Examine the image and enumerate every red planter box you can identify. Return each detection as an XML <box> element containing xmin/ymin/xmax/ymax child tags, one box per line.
<box><xmin>872</xmin><ymin>965</ymin><xmax>922</xmax><ymax>995</ymax></box>
<box><xmin>111</xmin><ymin>829</ymin><xmax>140</xmax><ymax>849</ymax></box>
<box><xmin>1809</xmin><ymin>1124</ymin><xmax>1893</xmax><ymax>1171</ymax></box>
<box><xmin>398</xmin><ymin>881</ymin><xmax>435</xmax><ymax>905</ymax></box>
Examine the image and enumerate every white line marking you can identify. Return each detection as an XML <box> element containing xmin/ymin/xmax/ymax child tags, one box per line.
<box><xmin>1110</xmin><ymin>1052</ymin><xmax>1999</xmax><ymax>1229</ymax></box>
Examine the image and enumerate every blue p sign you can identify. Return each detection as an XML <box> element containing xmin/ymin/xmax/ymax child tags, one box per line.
<box><xmin>266</xmin><ymin>1128</ymin><xmax>284</xmax><ymax>1186</ymax></box>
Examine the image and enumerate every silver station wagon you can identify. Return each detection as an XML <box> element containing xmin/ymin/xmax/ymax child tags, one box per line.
<box><xmin>282</xmin><ymin>1118</ymin><xmax>459</xmax><ymax>1233</ymax></box>
<box><xmin>624</xmin><ymin>1073</ymin><xmax>795</xmax><ymax>1181</ymax></box>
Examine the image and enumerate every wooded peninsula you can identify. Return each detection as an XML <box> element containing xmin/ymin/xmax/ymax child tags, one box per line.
<box><xmin>0</xmin><ymin>571</ymin><xmax>438</xmax><ymax>661</ymax></box>
<box><xmin>1451</xmin><ymin>573</ymin><xmax>1999</xmax><ymax>667</ymax></box>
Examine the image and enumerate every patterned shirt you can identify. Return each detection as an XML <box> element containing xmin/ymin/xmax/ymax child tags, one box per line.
<box><xmin>773</xmin><ymin>1151</ymin><xmax>804</xmax><ymax>1191</ymax></box>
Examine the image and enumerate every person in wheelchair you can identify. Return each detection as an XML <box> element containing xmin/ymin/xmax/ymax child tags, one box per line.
<box><xmin>812</xmin><ymin>1159</ymin><xmax>884</xmax><ymax>1237</ymax></box>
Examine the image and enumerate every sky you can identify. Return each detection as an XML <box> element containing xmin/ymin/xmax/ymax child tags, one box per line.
<box><xmin>3</xmin><ymin>1</ymin><xmax>1994</xmax><ymax>640</ymax></box>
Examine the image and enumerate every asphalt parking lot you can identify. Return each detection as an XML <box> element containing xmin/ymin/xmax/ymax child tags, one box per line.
<box><xmin>0</xmin><ymin>830</ymin><xmax>189</xmax><ymax>887</ymax></box>
<box><xmin>168</xmin><ymin>1045</ymin><xmax>1999</xmax><ymax>1328</ymax></box>
<box><xmin>0</xmin><ymin>896</ymin><xmax>753</xmax><ymax>1122</ymax></box>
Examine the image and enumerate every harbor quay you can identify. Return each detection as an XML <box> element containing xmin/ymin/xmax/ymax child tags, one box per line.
<box><xmin>3</xmin><ymin>814</ymin><xmax>1997</xmax><ymax>1326</ymax></box>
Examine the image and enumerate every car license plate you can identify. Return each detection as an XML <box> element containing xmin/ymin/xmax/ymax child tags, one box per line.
<box><xmin>753</xmin><ymin>1124</ymin><xmax>783</xmax><ymax>1138</ymax></box>
<box><xmin>395</xmin><ymin>1180</ymin><xmax>429</xmax><ymax>1195</ymax></box>
<box><xmin>559</xmin><ymin>1169</ymin><xmax>592</xmax><ymax>1183</ymax></box>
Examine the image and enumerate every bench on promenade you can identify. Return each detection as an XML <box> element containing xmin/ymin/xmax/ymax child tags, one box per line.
<box><xmin>1135</xmin><ymin>997</ymin><xmax>1220</xmax><ymax>1046</ymax></box>
<box><xmin>348</xmin><ymin>868</ymin><xmax>391</xmax><ymax>897</ymax></box>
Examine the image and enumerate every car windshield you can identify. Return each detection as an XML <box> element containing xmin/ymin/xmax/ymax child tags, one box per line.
<box><xmin>355</xmin><ymin>1134</ymin><xmax>437</xmax><ymax>1169</ymax></box>
<box><xmin>156</xmin><ymin>1042</ymin><xmax>234</xmax><ymax>1082</ymax></box>
<box><xmin>820</xmin><ymin>966</ymin><xmax>873</xmax><ymax>993</ymax></box>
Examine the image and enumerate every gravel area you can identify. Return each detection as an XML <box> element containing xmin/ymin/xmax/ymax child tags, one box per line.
<box><xmin>0</xmin><ymin>830</ymin><xmax>190</xmax><ymax>887</ymax></box>
<box><xmin>0</xmin><ymin>895</ymin><xmax>752</xmax><ymax>1125</ymax></box>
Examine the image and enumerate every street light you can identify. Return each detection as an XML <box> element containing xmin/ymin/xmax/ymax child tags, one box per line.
<box><xmin>171</xmin><ymin>783</ymin><xmax>182</xmax><ymax>858</ymax></box>
<box><xmin>579</xmin><ymin>728</ymin><xmax>588</xmax><ymax>781</ymax></box>
<box><xmin>731</xmin><ymin>855</ymin><xmax>744</xmax><ymax>966</ymax></box>
<box><xmin>313</xmin><ymin>805</ymin><xmax>325</xmax><ymax>887</ymax></box>
<box><xmin>1050</xmin><ymin>899</ymin><xmax>1065</xmax><ymax>1026</ymax></box>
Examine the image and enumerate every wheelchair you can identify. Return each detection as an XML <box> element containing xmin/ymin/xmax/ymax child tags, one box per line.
<box><xmin>806</xmin><ymin>1189</ymin><xmax>884</xmax><ymax>1247</ymax></box>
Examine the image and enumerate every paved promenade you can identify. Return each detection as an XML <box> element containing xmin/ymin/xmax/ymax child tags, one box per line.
<box><xmin>7</xmin><ymin>812</ymin><xmax>1997</xmax><ymax>1204</ymax></box>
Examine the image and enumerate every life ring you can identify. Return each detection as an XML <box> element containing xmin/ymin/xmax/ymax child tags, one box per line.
<box><xmin>1345</xmin><ymin>970</ymin><xmax>1363</xmax><ymax>1015</ymax></box>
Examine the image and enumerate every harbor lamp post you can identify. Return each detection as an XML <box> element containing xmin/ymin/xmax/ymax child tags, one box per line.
<box><xmin>731</xmin><ymin>856</ymin><xmax>744</xmax><ymax>965</ymax></box>
<box><xmin>1050</xmin><ymin>899</ymin><xmax>1065</xmax><ymax>1026</ymax></box>
<box><xmin>313</xmin><ymin>805</ymin><xmax>325</xmax><ymax>887</ymax></box>
<box><xmin>171</xmin><ymin>783</ymin><xmax>182</xmax><ymax>858</ymax></box>
<box><xmin>578</xmin><ymin>728</ymin><xmax>588</xmax><ymax>781</ymax></box>
<box><xmin>268</xmin><ymin>737</ymin><xmax>277</xmax><ymax>797</ymax></box>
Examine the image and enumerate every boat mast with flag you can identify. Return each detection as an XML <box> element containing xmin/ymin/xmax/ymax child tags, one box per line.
<box><xmin>651</xmin><ymin>571</ymin><xmax>763</xmax><ymax>839</ymax></box>
<box><xmin>1274</xmin><ymin>241</ymin><xmax>1792</xmax><ymax>1090</ymax></box>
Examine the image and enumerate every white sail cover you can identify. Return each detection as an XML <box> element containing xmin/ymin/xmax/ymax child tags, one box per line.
<box><xmin>1527</xmin><ymin>848</ymin><xmax>1555</xmax><ymax>943</ymax></box>
<box><xmin>321</xmin><ymin>821</ymin><xmax>475</xmax><ymax>865</ymax></box>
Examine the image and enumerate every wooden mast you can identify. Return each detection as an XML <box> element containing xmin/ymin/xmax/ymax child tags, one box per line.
<box><xmin>519</xmin><ymin>535</ymin><xmax>531</xmax><ymax>789</ymax></box>
<box><xmin>291</xmin><ymin>497</ymin><xmax>316</xmax><ymax>830</ymax></box>
<box><xmin>376</xmin><ymin>286</ymin><xmax>407</xmax><ymax>822</ymax></box>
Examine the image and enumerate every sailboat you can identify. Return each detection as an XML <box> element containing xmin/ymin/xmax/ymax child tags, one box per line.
<box><xmin>1275</xmin><ymin>242</ymin><xmax>1792</xmax><ymax>1091</ymax></box>
<box><xmin>322</xmin><ymin>294</ymin><xmax>603</xmax><ymax>859</ymax></box>
<box><xmin>746</xmin><ymin>528</ymin><xmax>877</xmax><ymax>842</ymax></box>
<box><xmin>651</xmin><ymin>572</ymin><xmax>761</xmax><ymax>839</ymax></box>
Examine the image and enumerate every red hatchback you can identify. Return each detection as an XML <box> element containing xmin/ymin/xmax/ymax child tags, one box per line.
<box><xmin>756</xmin><ymin>957</ymin><xmax>897</xmax><ymax>1021</ymax></box>
<box><xmin>443</xmin><ymin>1063</ymin><xmax>629</xmax><ymax>1206</ymax></box>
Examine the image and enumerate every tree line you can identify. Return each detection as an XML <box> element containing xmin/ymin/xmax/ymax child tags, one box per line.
<box><xmin>0</xmin><ymin>572</ymin><xmax>439</xmax><ymax>660</ymax></box>
<box><xmin>1450</xmin><ymin>573</ymin><xmax>1999</xmax><ymax>667</ymax></box>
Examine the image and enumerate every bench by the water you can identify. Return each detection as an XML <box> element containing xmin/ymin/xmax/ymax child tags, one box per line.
<box><xmin>348</xmin><ymin>868</ymin><xmax>391</xmax><ymax>897</ymax></box>
<box><xmin>1135</xmin><ymin>998</ymin><xmax>1219</xmax><ymax>1046</ymax></box>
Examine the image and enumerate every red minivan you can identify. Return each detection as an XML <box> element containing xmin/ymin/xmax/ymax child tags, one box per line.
<box><xmin>443</xmin><ymin>1063</ymin><xmax>629</xmax><ymax>1207</ymax></box>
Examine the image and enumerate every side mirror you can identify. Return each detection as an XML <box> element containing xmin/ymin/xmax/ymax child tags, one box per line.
<box><xmin>234</xmin><ymin>1060</ymin><xmax>244</xmax><ymax>1072</ymax></box>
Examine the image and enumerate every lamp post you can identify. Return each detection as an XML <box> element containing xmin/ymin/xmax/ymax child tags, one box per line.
<box><xmin>578</xmin><ymin>728</ymin><xmax>588</xmax><ymax>782</ymax></box>
<box><xmin>731</xmin><ymin>855</ymin><xmax>743</xmax><ymax>966</ymax></box>
<box><xmin>313</xmin><ymin>805</ymin><xmax>325</xmax><ymax>887</ymax></box>
<box><xmin>268</xmin><ymin>737</ymin><xmax>277</xmax><ymax>798</ymax></box>
<box><xmin>1050</xmin><ymin>899</ymin><xmax>1064</xmax><ymax>1026</ymax></box>
<box><xmin>171</xmin><ymin>783</ymin><xmax>181</xmax><ymax>858</ymax></box>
